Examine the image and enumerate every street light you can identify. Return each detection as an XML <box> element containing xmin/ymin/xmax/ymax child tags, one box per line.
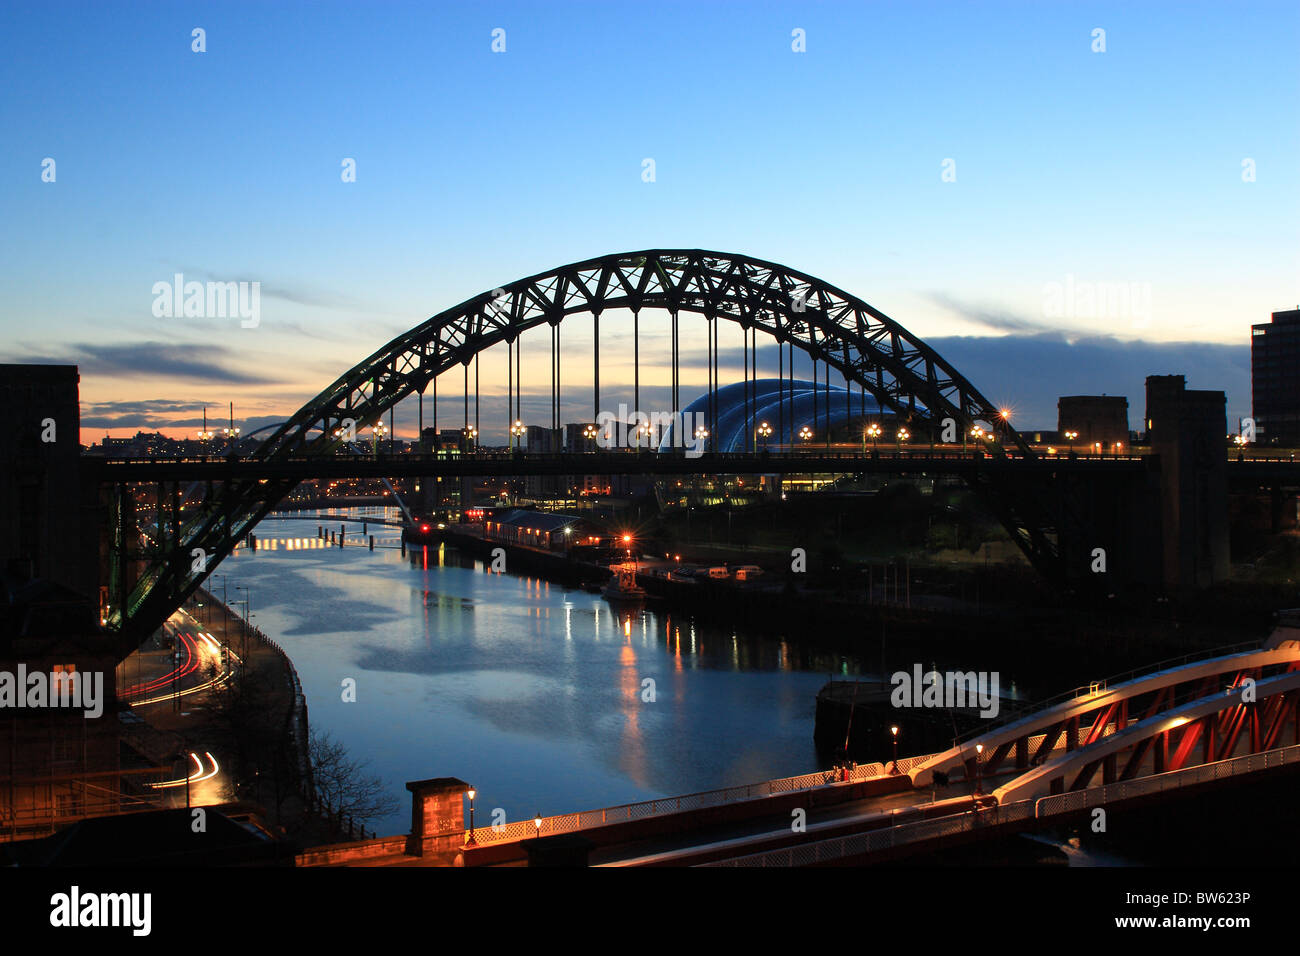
<box><xmin>694</xmin><ymin>425</ymin><xmax>709</xmax><ymax>451</ymax></box>
<box><xmin>234</xmin><ymin>586</ymin><xmax>252</xmax><ymax>661</ymax></box>
<box><xmin>534</xmin><ymin>813</ymin><xmax>542</xmax><ymax>839</ymax></box>
<box><xmin>865</xmin><ymin>423</ymin><xmax>881</xmax><ymax>453</ymax></box>
<box><xmin>510</xmin><ymin>419</ymin><xmax>526</xmax><ymax>451</ymax></box>
<box><xmin>798</xmin><ymin>425</ymin><xmax>813</xmax><ymax>443</ymax></box>
<box><xmin>582</xmin><ymin>423</ymin><xmax>598</xmax><ymax>447</ymax></box>
<box><xmin>896</xmin><ymin>427</ymin><xmax>910</xmax><ymax>448</ymax></box>
<box><xmin>757</xmin><ymin>421</ymin><xmax>772</xmax><ymax>449</ymax></box>
<box><xmin>466</xmin><ymin>788</ymin><xmax>477</xmax><ymax>845</ymax></box>
<box><xmin>1064</xmin><ymin>430</ymin><xmax>1078</xmax><ymax>452</ymax></box>
<box><xmin>890</xmin><ymin>725</ymin><xmax>899</xmax><ymax>772</ymax></box>
<box><xmin>974</xmin><ymin>743</ymin><xmax>984</xmax><ymax>795</ymax></box>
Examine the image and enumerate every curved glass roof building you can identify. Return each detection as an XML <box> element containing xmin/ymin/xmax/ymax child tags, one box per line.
<box><xmin>660</xmin><ymin>378</ymin><xmax>898</xmax><ymax>453</ymax></box>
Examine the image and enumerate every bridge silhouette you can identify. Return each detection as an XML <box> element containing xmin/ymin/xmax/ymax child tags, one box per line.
<box><xmin>90</xmin><ymin>249</ymin><xmax>1300</xmax><ymax>651</ymax></box>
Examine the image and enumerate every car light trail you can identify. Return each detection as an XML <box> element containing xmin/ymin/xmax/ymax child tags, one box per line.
<box><xmin>147</xmin><ymin>751</ymin><xmax>219</xmax><ymax>789</ymax></box>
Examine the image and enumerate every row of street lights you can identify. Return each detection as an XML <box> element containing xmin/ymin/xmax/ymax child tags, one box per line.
<box><xmin>312</xmin><ymin>415</ymin><xmax>1034</xmax><ymax>455</ymax></box>
<box><xmin>195</xmin><ymin>407</ymin><xmax>241</xmax><ymax>444</ymax></box>
<box><xmin>464</xmin><ymin>725</ymin><xmax>992</xmax><ymax>847</ymax></box>
<box><xmin>463</xmin><ymin>788</ymin><xmax>543</xmax><ymax>847</ymax></box>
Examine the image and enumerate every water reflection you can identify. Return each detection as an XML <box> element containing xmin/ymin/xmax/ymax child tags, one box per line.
<box><xmin>228</xmin><ymin>513</ymin><xmax>852</xmax><ymax>837</ymax></box>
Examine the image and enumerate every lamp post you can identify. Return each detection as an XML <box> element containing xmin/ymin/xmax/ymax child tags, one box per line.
<box><xmin>694</xmin><ymin>425</ymin><xmax>709</xmax><ymax>452</ymax></box>
<box><xmin>466</xmin><ymin>788</ymin><xmax>477</xmax><ymax>845</ymax></box>
<box><xmin>798</xmin><ymin>425</ymin><xmax>813</xmax><ymax>443</ymax></box>
<box><xmin>177</xmin><ymin>749</ymin><xmax>192</xmax><ymax>810</ymax></box>
<box><xmin>533</xmin><ymin>813</ymin><xmax>542</xmax><ymax>840</ymax></box>
<box><xmin>510</xmin><ymin>419</ymin><xmax>526</xmax><ymax>452</ymax></box>
<box><xmin>890</xmin><ymin>725</ymin><xmax>899</xmax><ymax>772</ymax></box>
<box><xmin>866</xmin><ymin>423</ymin><xmax>881</xmax><ymax>452</ymax></box>
<box><xmin>582</xmin><ymin>423</ymin><xmax>598</xmax><ymax>450</ymax></box>
<box><xmin>974</xmin><ymin>743</ymin><xmax>984</xmax><ymax>795</ymax></box>
<box><xmin>198</xmin><ymin>408</ymin><xmax>213</xmax><ymax>446</ymax></box>
<box><xmin>371</xmin><ymin>422</ymin><xmax>387</xmax><ymax>456</ymax></box>
<box><xmin>1064</xmin><ymin>430</ymin><xmax>1078</xmax><ymax>453</ymax></box>
<box><xmin>234</xmin><ymin>586</ymin><xmax>252</xmax><ymax>661</ymax></box>
<box><xmin>462</xmin><ymin>425</ymin><xmax>477</xmax><ymax>455</ymax></box>
<box><xmin>757</xmin><ymin>421</ymin><xmax>772</xmax><ymax>450</ymax></box>
<box><xmin>896</xmin><ymin>427</ymin><xmax>910</xmax><ymax>451</ymax></box>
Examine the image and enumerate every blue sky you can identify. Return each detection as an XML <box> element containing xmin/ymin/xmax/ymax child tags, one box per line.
<box><xmin>1</xmin><ymin>1</ymin><xmax>1295</xmax><ymax>439</ymax></box>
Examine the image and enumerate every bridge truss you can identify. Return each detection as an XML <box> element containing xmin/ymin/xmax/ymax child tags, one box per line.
<box><xmin>105</xmin><ymin>249</ymin><xmax>1067</xmax><ymax>651</ymax></box>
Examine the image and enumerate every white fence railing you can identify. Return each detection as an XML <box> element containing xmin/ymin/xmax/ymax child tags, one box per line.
<box><xmin>469</xmin><ymin>761</ymin><xmax>889</xmax><ymax>845</ymax></box>
<box><xmin>1033</xmin><ymin>741</ymin><xmax>1300</xmax><ymax>818</ymax></box>
<box><xmin>702</xmin><ymin>741</ymin><xmax>1300</xmax><ymax>867</ymax></box>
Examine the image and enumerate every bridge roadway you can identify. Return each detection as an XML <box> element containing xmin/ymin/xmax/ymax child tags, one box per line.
<box><xmin>591</xmin><ymin>779</ymin><xmax>986</xmax><ymax>867</ymax></box>
<box><xmin>84</xmin><ymin>449</ymin><xmax>1300</xmax><ymax>485</ymax></box>
<box><xmin>463</xmin><ymin>627</ymin><xmax>1300</xmax><ymax>866</ymax></box>
<box><xmin>264</xmin><ymin>511</ymin><xmax>408</xmax><ymax>528</ymax></box>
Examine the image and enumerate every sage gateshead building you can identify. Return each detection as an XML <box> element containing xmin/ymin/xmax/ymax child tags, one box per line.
<box><xmin>658</xmin><ymin>378</ymin><xmax>894</xmax><ymax>453</ymax></box>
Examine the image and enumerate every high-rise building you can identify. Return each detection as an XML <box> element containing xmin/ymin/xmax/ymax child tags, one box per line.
<box><xmin>1251</xmin><ymin>308</ymin><xmax>1300</xmax><ymax>447</ymax></box>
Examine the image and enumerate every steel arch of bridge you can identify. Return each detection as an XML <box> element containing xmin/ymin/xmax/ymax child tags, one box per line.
<box><xmin>111</xmin><ymin>249</ymin><xmax>1050</xmax><ymax>649</ymax></box>
<box><xmin>255</xmin><ymin>249</ymin><xmax>1030</xmax><ymax>458</ymax></box>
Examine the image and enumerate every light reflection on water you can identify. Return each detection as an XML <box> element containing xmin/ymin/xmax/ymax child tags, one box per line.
<box><xmin>229</xmin><ymin>512</ymin><xmax>837</xmax><ymax>838</ymax></box>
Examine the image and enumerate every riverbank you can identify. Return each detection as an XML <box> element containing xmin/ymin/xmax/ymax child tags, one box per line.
<box><xmin>428</xmin><ymin>522</ymin><xmax>1291</xmax><ymax>705</ymax></box>
<box><xmin>180</xmin><ymin>588</ymin><xmax>358</xmax><ymax>844</ymax></box>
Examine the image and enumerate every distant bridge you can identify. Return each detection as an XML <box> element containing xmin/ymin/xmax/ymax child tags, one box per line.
<box><xmin>91</xmin><ymin>449</ymin><xmax>1300</xmax><ymax>483</ymax></box>
<box><xmin>264</xmin><ymin>512</ymin><xmax>409</xmax><ymax>529</ymax></box>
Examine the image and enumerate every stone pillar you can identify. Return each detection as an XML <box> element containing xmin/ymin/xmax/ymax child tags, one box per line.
<box><xmin>1145</xmin><ymin>375</ymin><xmax>1230</xmax><ymax>592</ymax></box>
<box><xmin>405</xmin><ymin>777</ymin><xmax>469</xmax><ymax>859</ymax></box>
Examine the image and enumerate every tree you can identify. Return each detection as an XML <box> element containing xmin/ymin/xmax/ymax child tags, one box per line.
<box><xmin>307</xmin><ymin>729</ymin><xmax>398</xmax><ymax>835</ymax></box>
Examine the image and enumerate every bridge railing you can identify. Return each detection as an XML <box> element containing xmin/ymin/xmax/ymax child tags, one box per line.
<box><xmin>703</xmin><ymin>743</ymin><xmax>1300</xmax><ymax>866</ymax></box>
<box><xmin>1033</xmin><ymin>741</ymin><xmax>1300</xmax><ymax>819</ymax></box>
<box><xmin>468</xmin><ymin>761</ymin><xmax>888</xmax><ymax>846</ymax></box>
<box><xmin>950</xmin><ymin>640</ymin><xmax>1263</xmax><ymax>747</ymax></box>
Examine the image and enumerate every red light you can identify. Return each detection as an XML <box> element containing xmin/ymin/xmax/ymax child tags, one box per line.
<box><xmin>421</xmin><ymin>524</ymin><xmax>430</xmax><ymax>532</ymax></box>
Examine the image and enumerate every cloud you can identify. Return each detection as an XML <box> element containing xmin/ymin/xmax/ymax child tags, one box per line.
<box><xmin>5</xmin><ymin>341</ymin><xmax>275</xmax><ymax>385</ymax></box>
<box><xmin>78</xmin><ymin>401</ymin><xmax>290</xmax><ymax>433</ymax></box>
<box><xmin>926</xmin><ymin>292</ymin><xmax>1076</xmax><ymax>335</ymax></box>
<box><xmin>926</xmin><ymin>332</ymin><xmax>1251</xmax><ymax>429</ymax></box>
<box><xmin>173</xmin><ymin>266</ymin><xmax>364</xmax><ymax>313</ymax></box>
